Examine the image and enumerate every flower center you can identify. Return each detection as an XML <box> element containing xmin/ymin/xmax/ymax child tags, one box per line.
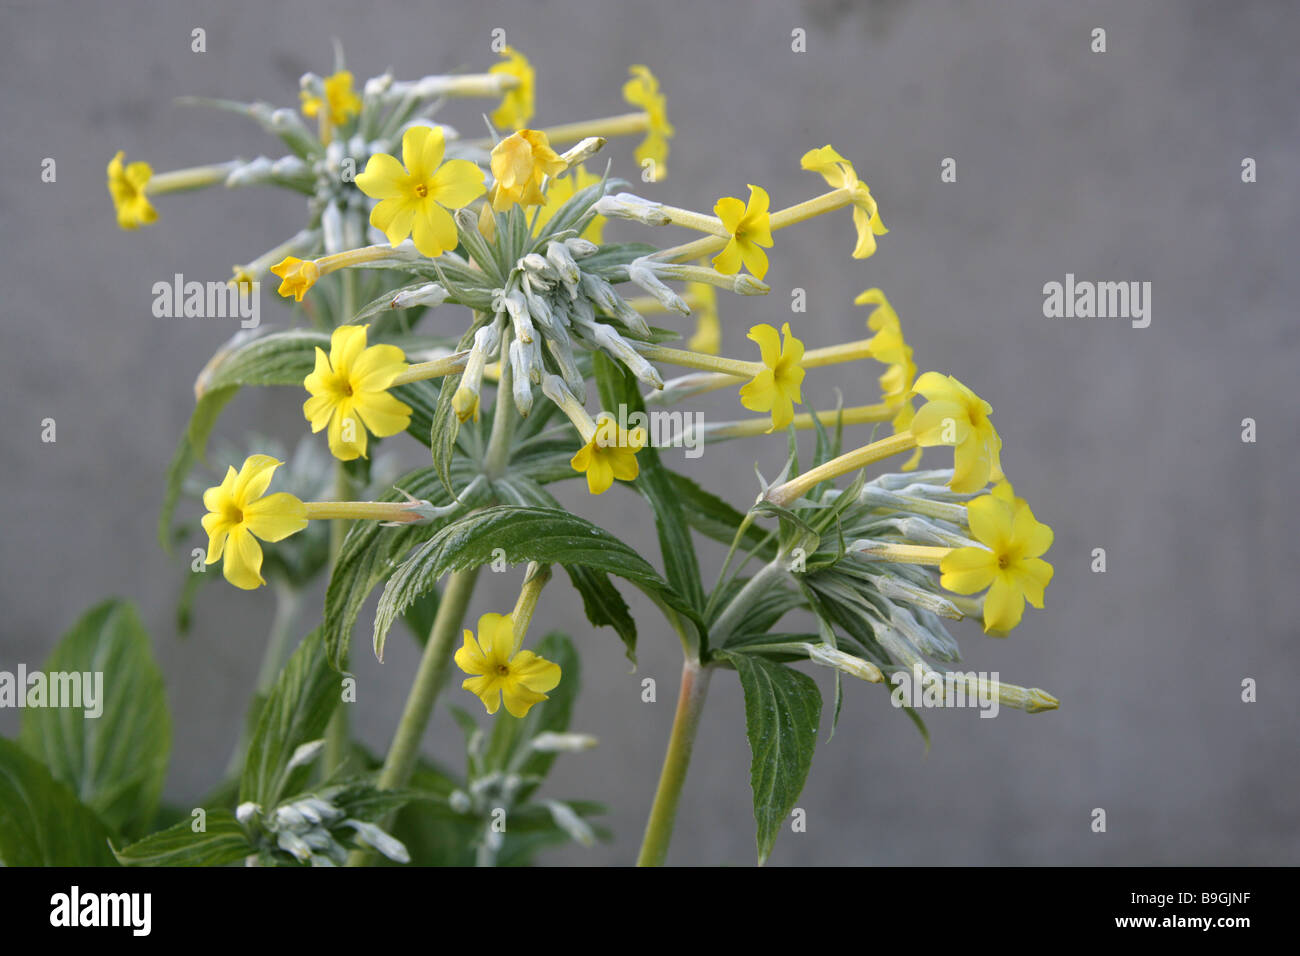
<box><xmin>997</xmin><ymin>553</ymin><xmax>1011</xmax><ymax>570</ymax></box>
<box><xmin>413</xmin><ymin>182</ymin><xmax>429</xmax><ymax>198</ymax></box>
<box><xmin>496</xmin><ymin>664</ymin><xmax>510</xmax><ymax>676</ymax></box>
<box><xmin>222</xmin><ymin>503</ymin><xmax>244</xmax><ymax>526</ymax></box>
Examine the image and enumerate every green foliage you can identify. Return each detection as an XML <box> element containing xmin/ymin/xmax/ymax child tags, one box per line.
<box><xmin>240</xmin><ymin>629</ymin><xmax>340</xmax><ymax>809</ymax></box>
<box><xmin>372</xmin><ymin>505</ymin><xmax>700</xmax><ymax>663</ymax></box>
<box><xmin>19</xmin><ymin>600</ymin><xmax>169</xmax><ymax>840</ymax></box>
<box><xmin>0</xmin><ymin>739</ymin><xmax>118</xmax><ymax>866</ymax></box>
<box><xmin>716</xmin><ymin>651</ymin><xmax>822</xmax><ymax>866</ymax></box>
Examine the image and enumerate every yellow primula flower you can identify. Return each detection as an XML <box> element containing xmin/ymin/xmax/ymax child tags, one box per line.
<box><xmin>269</xmin><ymin>256</ymin><xmax>320</xmax><ymax>301</ymax></box>
<box><xmin>686</xmin><ymin>279</ymin><xmax>720</xmax><ymax>355</ymax></box>
<box><xmin>201</xmin><ymin>455</ymin><xmax>308</xmax><ymax>590</ymax></box>
<box><xmin>571</xmin><ymin>417</ymin><xmax>647</xmax><ymax>495</ymax></box>
<box><xmin>300</xmin><ymin>70</ymin><xmax>362</xmax><ymax>128</ymax></box>
<box><xmin>303</xmin><ymin>324</ymin><xmax>412</xmax><ymax>461</ymax></box>
<box><xmin>489</xmin><ymin>46</ymin><xmax>535</xmax><ymax>130</ymax></box>
<box><xmin>487</xmin><ymin>129</ymin><xmax>566</xmax><ymax>212</ymax></box>
<box><xmin>533</xmin><ymin>163</ymin><xmax>605</xmax><ymax>242</ymax></box>
<box><xmin>455</xmin><ymin>612</ymin><xmax>561</xmax><ymax>717</ymax></box>
<box><xmin>940</xmin><ymin>491</ymin><xmax>1054</xmax><ymax>634</ymax></box>
<box><xmin>107</xmin><ymin>151</ymin><xmax>157</xmax><ymax>230</ymax></box>
<box><xmin>355</xmin><ymin>125</ymin><xmax>486</xmax><ymax>258</ymax></box>
<box><xmin>712</xmin><ymin>185</ymin><xmax>773</xmax><ymax>280</ymax></box>
<box><xmin>801</xmin><ymin>145</ymin><xmax>887</xmax><ymax>258</ymax></box>
<box><xmin>738</xmin><ymin>322</ymin><xmax>805</xmax><ymax>431</ymax></box>
<box><xmin>909</xmin><ymin>372</ymin><xmax>1003</xmax><ymax>494</ymax></box>
<box><xmin>623</xmin><ymin>65</ymin><xmax>674</xmax><ymax>181</ymax></box>
<box><xmin>857</xmin><ymin>288</ymin><xmax>921</xmax><ymax>469</ymax></box>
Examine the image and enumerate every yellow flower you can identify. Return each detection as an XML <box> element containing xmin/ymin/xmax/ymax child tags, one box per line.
<box><xmin>533</xmin><ymin>163</ymin><xmax>605</xmax><ymax>242</ymax></box>
<box><xmin>571</xmin><ymin>418</ymin><xmax>647</xmax><ymax>495</ymax></box>
<box><xmin>489</xmin><ymin>46</ymin><xmax>535</xmax><ymax>130</ymax></box>
<box><xmin>487</xmin><ymin>129</ymin><xmax>566</xmax><ymax>212</ymax></box>
<box><xmin>712</xmin><ymin>185</ymin><xmax>773</xmax><ymax>280</ymax></box>
<box><xmin>856</xmin><ymin>288</ymin><xmax>921</xmax><ymax>469</ymax></box>
<box><xmin>355</xmin><ymin>125</ymin><xmax>486</xmax><ymax>258</ymax></box>
<box><xmin>623</xmin><ymin>65</ymin><xmax>674</xmax><ymax>181</ymax></box>
<box><xmin>909</xmin><ymin>372</ymin><xmax>1003</xmax><ymax>494</ymax></box>
<box><xmin>269</xmin><ymin>257</ymin><xmax>320</xmax><ymax>301</ymax></box>
<box><xmin>107</xmin><ymin>151</ymin><xmax>157</xmax><ymax>230</ymax></box>
<box><xmin>201</xmin><ymin>455</ymin><xmax>308</xmax><ymax>590</ymax></box>
<box><xmin>230</xmin><ymin>265</ymin><xmax>257</xmax><ymax>291</ymax></box>
<box><xmin>300</xmin><ymin>71</ymin><xmax>362</xmax><ymax>128</ymax></box>
<box><xmin>738</xmin><ymin>322</ymin><xmax>805</xmax><ymax>431</ymax></box>
<box><xmin>686</xmin><ymin>279</ymin><xmax>720</xmax><ymax>354</ymax></box>
<box><xmin>303</xmin><ymin>324</ymin><xmax>412</xmax><ymax>461</ymax></box>
<box><xmin>801</xmin><ymin>145</ymin><xmax>887</xmax><ymax>259</ymax></box>
<box><xmin>940</xmin><ymin>491</ymin><xmax>1054</xmax><ymax>634</ymax></box>
<box><xmin>455</xmin><ymin>612</ymin><xmax>561</xmax><ymax>717</ymax></box>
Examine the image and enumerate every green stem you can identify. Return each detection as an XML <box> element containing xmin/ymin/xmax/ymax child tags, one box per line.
<box><xmin>637</xmin><ymin>658</ymin><xmax>712</xmax><ymax>866</ymax></box>
<box><xmin>483</xmin><ymin>336</ymin><xmax>515</xmax><ymax>480</ymax></box>
<box><xmin>348</xmin><ymin>566</ymin><xmax>482</xmax><ymax>865</ymax></box>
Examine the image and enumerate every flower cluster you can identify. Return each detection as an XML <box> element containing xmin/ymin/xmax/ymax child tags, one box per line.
<box><xmin>107</xmin><ymin>45</ymin><xmax>1057</xmax><ymax>868</ymax></box>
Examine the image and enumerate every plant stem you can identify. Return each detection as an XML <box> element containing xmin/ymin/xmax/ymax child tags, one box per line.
<box><xmin>636</xmin><ymin>658</ymin><xmax>712</xmax><ymax>866</ymax></box>
<box><xmin>379</xmin><ymin>567</ymin><xmax>481</xmax><ymax>791</ymax></box>
<box><xmin>347</xmin><ymin>566</ymin><xmax>482</xmax><ymax>866</ymax></box>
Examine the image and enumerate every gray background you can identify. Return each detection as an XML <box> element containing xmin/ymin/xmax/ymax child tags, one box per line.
<box><xmin>1</xmin><ymin>0</ymin><xmax>1296</xmax><ymax>865</ymax></box>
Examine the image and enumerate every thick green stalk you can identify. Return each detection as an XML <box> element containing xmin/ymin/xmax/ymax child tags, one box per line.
<box><xmin>636</xmin><ymin>658</ymin><xmax>712</xmax><ymax>866</ymax></box>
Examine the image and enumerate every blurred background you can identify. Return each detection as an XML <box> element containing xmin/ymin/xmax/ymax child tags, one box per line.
<box><xmin>1</xmin><ymin>0</ymin><xmax>1297</xmax><ymax>865</ymax></box>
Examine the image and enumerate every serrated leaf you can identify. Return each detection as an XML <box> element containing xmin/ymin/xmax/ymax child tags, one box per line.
<box><xmin>19</xmin><ymin>600</ymin><xmax>170</xmax><ymax>840</ymax></box>
<box><xmin>719</xmin><ymin>650</ymin><xmax>822</xmax><ymax>866</ymax></box>
<box><xmin>240</xmin><ymin>629</ymin><xmax>339</xmax><ymax>809</ymax></box>
<box><xmin>372</xmin><ymin>506</ymin><xmax>698</xmax><ymax>661</ymax></box>
<box><xmin>668</xmin><ymin>472</ymin><xmax>774</xmax><ymax>558</ymax></box>
<box><xmin>593</xmin><ymin>354</ymin><xmax>705</xmax><ymax>618</ymax></box>
<box><xmin>323</xmin><ymin>462</ymin><xmax>488</xmax><ymax>669</ymax></box>
<box><xmin>113</xmin><ymin>809</ymin><xmax>251</xmax><ymax>867</ymax></box>
<box><xmin>0</xmin><ymin>739</ymin><xmax>117</xmax><ymax>866</ymax></box>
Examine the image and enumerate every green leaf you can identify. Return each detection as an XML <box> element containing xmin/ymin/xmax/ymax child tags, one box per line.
<box><xmin>19</xmin><ymin>599</ymin><xmax>170</xmax><ymax>840</ymax></box>
<box><xmin>490</xmin><ymin>477</ymin><xmax>639</xmax><ymax>660</ymax></box>
<box><xmin>112</xmin><ymin>809</ymin><xmax>252</xmax><ymax>866</ymax></box>
<box><xmin>718</xmin><ymin>650</ymin><xmax>822</xmax><ymax>866</ymax></box>
<box><xmin>0</xmin><ymin>739</ymin><xmax>118</xmax><ymax>866</ymax></box>
<box><xmin>323</xmin><ymin>462</ymin><xmax>489</xmax><ymax>669</ymax></box>
<box><xmin>668</xmin><ymin>472</ymin><xmax>775</xmax><ymax>558</ymax></box>
<box><xmin>593</xmin><ymin>354</ymin><xmax>705</xmax><ymax>615</ymax></box>
<box><xmin>565</xmin><ymin>565</ymin><xmax>637</xmax><ymax>662</ymax></box>
<box><xmin>240</xmin><ymin>629</ymin><xmax>340</xmax><ymax>809</ymax></box>
<box><xmin>372</xmin><ymin>506</ymin><xmax>698</xmax><ymax>662</ymax></box>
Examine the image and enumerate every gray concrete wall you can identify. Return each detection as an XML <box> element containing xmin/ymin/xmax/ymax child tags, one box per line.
<box><xmin>1</xmin><ymin>0</ymin><xmax>1296</xmax><ymax>864</ymax></box>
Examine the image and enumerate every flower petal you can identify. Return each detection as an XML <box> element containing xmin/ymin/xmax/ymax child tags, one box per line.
<box><xmin>355</xmin><ymin>152</ymin><xmax>409</xmax><ymax>200</ymax></box>
<box><xmin>243</xmin><ymin>492</ymin><xmax>308</xmax><ymax>542</ymax></box>
<box><xmin>429</xmin><ymin>159</ymin><xmax>486</xmax><ymax>208</ymax></box>
<box><xmin>223</xmin><ymin>526</ymin><xmax>265</xmax><ymax>590</ymax></box>
<box><xmin>939</xmin><ymin>546</ymin><xmax>998</xmax><ymax>594</ymax></box>
<box><xmin>982</xmin><ymin>575</ymin><xmax>1026</xmax><ymax>634</ymax></box>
